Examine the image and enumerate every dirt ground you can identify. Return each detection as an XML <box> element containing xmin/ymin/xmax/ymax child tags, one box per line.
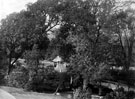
<box><xmin>0</xmin><ymin>86</ymin><xmax>72</xmax><ymax>99</ymax></box>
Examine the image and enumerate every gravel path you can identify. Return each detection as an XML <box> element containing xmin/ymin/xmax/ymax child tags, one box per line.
<box><xmin>0</xmin><ymin>86</ymin><xmax>70</xmax><ymax>99</ymax></box>
<box><xmin>12</xmin><ymin>93</ymin><xmax>68</xmax><ymax>99</ymax></box>
<box><xmin>0</xmin><ymin>89</ymin><xmax>16</xmax><ymax>99</ymax></box>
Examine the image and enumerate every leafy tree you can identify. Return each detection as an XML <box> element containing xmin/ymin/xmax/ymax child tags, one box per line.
<box><xmin>24</xmin><ymin>44</ymin><xmax>40</xmax><ymax>81</ymax></box>
<box><xmin>45</xmin><ymin>31</ymin><xmax>75</xmax><ymax>62</ymax></box>
<box><xmin>0</xmin><ymin>0</ymin><xmax>62</xmax><ymax>75</ymax></box>
<box><xmin>106</xmin><ymin>9</ymin><xmax>135</xmax><ymax>70</ymax></box>
<box><xmin>0</xmin><ymin>41</ymin><xmax>8</xmax><ymax>85</ymax></box>
<box><xmin>105</xmin><ymin>9</ymin><xmax>135</xmax><ymax>90</ymax></box>
<box><xmin>0</xmin><ymin>13</ymin><xmax>28</xmax><ymax>75</ymax></box>
<box><xmin>56</xmin><ymin>0</ymin><xmax>116</xmax><ymax>91</ymax></box>
<box><xmin>23</xmin><ymin>44</ymin><xmax>41</xmax><ymax>90</ymax></box>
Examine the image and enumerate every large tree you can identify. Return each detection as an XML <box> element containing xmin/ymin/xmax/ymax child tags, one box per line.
<box><xmin>0</xmin><ymin>0</ymin><xmax>62</xmax><ymax>75</ymax></box>
<box><xmin>53</xmin><ymin>0</ymin><xmax>117</xmax><ymax>91</ymax></box>
<box><xmin>104</xmin><ymin>9</ymin><xmax>135</xmax><ymax>89</ymax></box>
<box><xmin>106</xmin><ymin>9</ymin><xmax>135</xmax><ymax>71</ymax></box>
<box><xmin>0</xmin><ymin>13</ymin><xmax>29</xmax><ymax>74</ymax></box>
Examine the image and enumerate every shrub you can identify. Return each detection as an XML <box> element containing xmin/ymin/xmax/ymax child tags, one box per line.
<box><xmin>73</xmin><ymin>87</ymin><xmax>91</xmax><ymax>99</ymax></box>
<box><xmin>126</xmin><ymin>91</ymin><xmax>135</xmax><ymax>99</ymax></box>
<box><xmin>7</xmin><ymin>66</ymin><xmax>29</xmax><ymax>88</ymax></box>
<box><xmin>104</xmin><ymin>88</ymin><xmax>135</xmax><ymax>99</ymax></box>
<box><xmin>0</xmin><ymin>72</ymin><xmax>6</xmax><ymax>85</ymax></box>
<box><xmin>24</xmin><ymin>67</ymin><xmax>60</xmax><ymax>92</ymax></box>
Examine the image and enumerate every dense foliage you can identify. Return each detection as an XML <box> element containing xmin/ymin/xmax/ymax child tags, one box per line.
<box><xmin>0</xmin><ymin>0</ymin><xmax>135</xmax><ymax>98</ymax></box>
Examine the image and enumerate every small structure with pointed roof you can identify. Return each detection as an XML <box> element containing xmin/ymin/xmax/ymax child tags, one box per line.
<box><xmin>53</xmin><ymin>56</ymin><xmax>63</xmax><ymax>62</ymax></box>
<box><xmin>53</xmin><ymin>56</ymin><xmax>68</xmax><ymax>73</ymax></box>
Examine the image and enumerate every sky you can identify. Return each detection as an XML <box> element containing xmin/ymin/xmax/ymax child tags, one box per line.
<box><xmin>0</xmin><ymin>0</ymin><xmax>37</xmax><ymax>20</ymax></box>
<box><xmin>0</xmin><ymin>0</ymin><xmax>135</xmax><ymax>21</ymax></box>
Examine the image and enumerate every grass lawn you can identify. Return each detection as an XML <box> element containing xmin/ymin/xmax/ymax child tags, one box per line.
<box><xmin>0</xmin><ymin>86</ymin><xmax>71</xmax><ymax>99</ymax></box>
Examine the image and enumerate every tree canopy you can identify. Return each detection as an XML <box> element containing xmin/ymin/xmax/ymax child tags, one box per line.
<box><xmin>0</xmin><ymin>0</ymin><xmax>135</xmax><ymax>94</ymax></box>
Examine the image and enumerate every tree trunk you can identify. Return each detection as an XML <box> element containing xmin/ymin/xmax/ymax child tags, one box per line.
<box><xmin>29</xmin><ymin>70</ymin><xmax>33</xmax><ymax>82</ymax></box>
<box><xmin>83</xmin><ymin>78</ymin><xmax>88</xmax><ymax>90</ymax></box>
<box><xmin>7</xmin><ymin>53</ymin><xmax>12</xmax><ymax>75</ymax></box>
<box><xmin>98</xmin><ymin>82</ymin><xmax>102</xmax><ymax>96</ymax></box>
<box><xmin>99</xmin><ymin>87</ymin><xmax>102</xmax><ymax>96</ymax></box>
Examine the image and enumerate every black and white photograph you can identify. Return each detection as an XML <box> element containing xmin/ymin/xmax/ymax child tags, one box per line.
<box><xmin>0</xmin><ymin>0</ymin><xmax>135</xmax><ymax>99</ymax></box>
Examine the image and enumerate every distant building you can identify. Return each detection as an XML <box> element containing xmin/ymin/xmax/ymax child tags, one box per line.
<box><xmin>53</xmin><ymin>56</ymin><xmax>63</xmax><ymax>62</ymax></box>
<box><xmin>11</xmin><ymin>56</ymin><xmax>69</xmax><ymax>73</ymax></box>
<box><xmin>53</xmin><ymin>56</ymin><xmax>68</xmax><ymax>73</ymax></box>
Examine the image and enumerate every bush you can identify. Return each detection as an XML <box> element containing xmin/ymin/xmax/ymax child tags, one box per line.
<box><xmin>24</xmin><ymin>80</ymin><xmax>34</xmax><ymax>91</ymax></box>
<box><xmin>73</xmin><ymin>87</ymin><xmax>91</xmax><ymax>99</ymax></box>
<box><xmin>0</xmin><ymin>72</ymin><xmax>6</xmax><ymax>85</ymax></box>
<box><xmin>104</xmin><ymin>88</ymin><xmax>135</xmax><ymax>99</ymax></box>
<box><xmin>126</xmin><ymin>91</ymin><xmax>135</xmax><ymax>99</ymax></box>
<box><xmin>24</xmin><ymin>67</ymin><xmax>60</xmax><ymax>92</ymax></box>
<box><xmin>7</xmin><ymin>66</ymin><xmax>29</xmax><ymax>88</ymax></box>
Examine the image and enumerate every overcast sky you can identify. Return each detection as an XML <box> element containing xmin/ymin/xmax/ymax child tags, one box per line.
<box><xmin>0</xmin><ymin>0</ymin><xmax>135</xmax><ymax>21</ymax></box>
<box><xmin>0</xmin><ymin>0</ymin><xmax>37</xmax><ymax>20</ymax></box>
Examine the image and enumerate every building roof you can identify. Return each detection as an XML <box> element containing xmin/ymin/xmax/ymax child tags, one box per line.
<box><xmin>53</xmin><ymin>56</ymin><xmax>63</xmax><ymax>62</ymax></box>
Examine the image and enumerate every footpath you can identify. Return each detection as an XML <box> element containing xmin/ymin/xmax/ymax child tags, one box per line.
<box><xmin>0</xmin><ymin>86</ymin><xmax>69</xmax><ymax>99</ymax></box>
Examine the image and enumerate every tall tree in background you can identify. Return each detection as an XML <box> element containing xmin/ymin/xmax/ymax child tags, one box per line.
<box><xmin>0</xmin><ymin>13</ymin><xmax>29</xmax><ymax>75</ymax></box>
<box><xmin>105</xmin><ymin>9</ymin><xmax>135</xmax><ymax>88</ymax></box>
<box><xmin>0</xmin><ymin>0</ymin><xmax>62</xmax><ymax>75</ymax></box>
<box><xmin>23</xmin><ymin>44</ymin><xmax>41</xmax><ymax>90</ymax></box>
<box><xmin>106</xmin><ymin>9</ymin><xmax>135</xmax><ymax>71</ymax></box>
<box><xmin>54</xmin><ymin>0</ymin><xmax>117</xmax><ymax>91</ymax></box>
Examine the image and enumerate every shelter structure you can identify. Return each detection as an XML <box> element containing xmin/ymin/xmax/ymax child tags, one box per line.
<box><xmin>53</xmin><ymin>56</ymin><xmax>67</xmax><ymax>73</ymax></box>
<box><xmin>52</xmin><ymin>56</ymin><xmax>70</xmax><ymax>94</ymax></box>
